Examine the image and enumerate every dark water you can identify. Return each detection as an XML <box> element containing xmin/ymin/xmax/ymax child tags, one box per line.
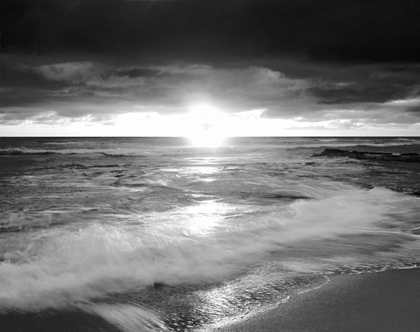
<box><xmin>1</xmin><ymin>137</ymin><xmax>420</xmax><ymax>331</ymax></box>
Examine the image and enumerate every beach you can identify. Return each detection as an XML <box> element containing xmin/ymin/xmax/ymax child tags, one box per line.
<box><xmin>3</xmin><ymin>0</ymin><xmax>420</xmax><ymax>330</ymax></box>
<box><xmin>1</xmin><ymin>137</ymin><xmax>420</xmax><ymax>331</ymax></box>
<box><xmin>3</xmin><ymin>268</ymin><xmax>420</xmax><ymax>332</ymax></box>
<box><xmin>217</xmin><ymin>268</ymin><xmax>420</xmax><ymax>332</ymax></box>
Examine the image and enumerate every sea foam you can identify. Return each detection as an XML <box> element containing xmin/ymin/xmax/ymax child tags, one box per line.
<box><xmin>1</xmin><ymin>186</ymin><xmax>419</xmax><ymax>314</ymax></box>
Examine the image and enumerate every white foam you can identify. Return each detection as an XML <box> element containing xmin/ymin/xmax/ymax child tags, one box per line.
<box><xmin>82</xmin><ymin>303</ymin><xmax>169</xmax><ymax>332</ymax></box>
<box><xmin>0</xmin><ymin>187</ymin><xmax>419</xmax><ymax>313</ymax></box>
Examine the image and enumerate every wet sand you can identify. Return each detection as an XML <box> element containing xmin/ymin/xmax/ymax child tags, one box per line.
<box><xmin>216</xmin><ymin>268</ymin><xmax>420</xmax><ymax>332</ymax></box>
<box><xmin>0</xmin><ymin>309</ymin><xmax>119</xmax><ymax>332</ymax></box>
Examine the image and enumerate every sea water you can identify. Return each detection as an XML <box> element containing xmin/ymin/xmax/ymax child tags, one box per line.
<box><xmin>0</xmin><ymin>137</ymin><xmax>419</xmax><ymax>331</ymax></box>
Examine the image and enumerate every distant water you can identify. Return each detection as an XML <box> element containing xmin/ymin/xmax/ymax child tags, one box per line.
<box><xmin>1</xmin><ymin>137</ymin><xmax>420</xmax><ymax>331</ymax></box>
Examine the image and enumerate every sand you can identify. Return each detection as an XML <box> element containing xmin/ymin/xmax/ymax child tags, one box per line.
<box><xmin>2</xmin><ymin>269</ymin><xmax>420</xmax><ymax>331</ymax></box>
<box><xmin>0</xmin><ymin>309</ymin><xmax>119</xmax><ymax>332</ymax></box>
<box><xmin>216</xmin><ymin>268</ymin><xmax>420</xmax><ymax>332</ymax></box>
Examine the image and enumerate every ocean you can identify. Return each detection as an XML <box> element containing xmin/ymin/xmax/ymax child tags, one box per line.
<box><xmin>1</xmin><ymin>137</ymin><xmax>420</xmax><ymax>332</ymax></box>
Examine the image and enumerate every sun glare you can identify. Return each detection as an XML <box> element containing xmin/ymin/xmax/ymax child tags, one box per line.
<box><xmin>185</xmin><ymin>104</ymin><xmax>227</xmax><ymax>147</ymax></box>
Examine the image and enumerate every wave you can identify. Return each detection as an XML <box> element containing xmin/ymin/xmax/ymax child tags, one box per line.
<box><xmin>395</xmin><ymin>138</ymin><xmax>420</xmax><ymax>141</ymax></box>
<box><xmin>314</xmin><ymin>138</ymin><xmax>338</xmax><ymax>142</ymax></box>
<box><xmin>313</xmin><ymin>148</ymin><xmax>420</xmax><ymax>163</ymax></box>
<box><xmin>82</xmin><ymin>303</ymin><xmax>169</xmax><ymax>332</ymax></box>
<box><xmin>0</xmin><ymin>148</ymin><xmax>150</xmax><ymax>158</ymax></box>
<box><xmin>0</xmin><ymin>148</ymin><xmax>69</xmax><ymax>156</ymax></box>
<box><xmin>0</xmin><ymin>148</ymin><xmax>133</xmax><ymax>157</ymax></box>
<box><xmin>290</xmin><ymin>141</ymin><xmax>420</xmax><ymax>151</ymax></box>
<box><xmin>101</xmin><ymin>152</ymin><xmax>130</xmax><ymax>157</ymax></box>
<box><xmin>1</xmin><ymin>183</ymin><xmax>419</xmax><ymax>331</ymax></box>
<box><xmin>1</xmin><ymin>187</ymin><xmax>419</xmax><ymax>304</ymax></box>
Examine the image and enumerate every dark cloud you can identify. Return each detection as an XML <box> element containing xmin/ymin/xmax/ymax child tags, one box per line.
<box><xmin>4</xmin><ymin>0</ymin><xmax>420</xmax><ymax>63</ymax></box>
<box><xmin>2</xmin><ymin>59</ymin><xmax>420</xmax><ymax>123</ymax></box>
<box><xmin>309</xmin><ymin>82</ymin><xmax>408</xmax><ymax>105</ymax></box>
<box><xmin>2</xmin><ymin>62</ymin><xmax>312</xmax><ymax>115</ymax></box>
<box><xmin>115</xmin><ymin>68</ymin><xmax>160</xmax><ymax>79</ymax></box>
<box><xmin>407</xmin><ymin>106</ymin><xmax>420</xmax><ymax>114</ymax></box>
<box><xmin>2</xmin><ymin>0</ymin><xmax>420</xmax><ymax>132</ymax></box>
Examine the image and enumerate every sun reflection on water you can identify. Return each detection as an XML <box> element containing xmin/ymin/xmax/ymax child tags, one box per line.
<box><xmin>183</xmin><ymin>200</ymin><xmax>227</xmax><ymax>236</ymax></box>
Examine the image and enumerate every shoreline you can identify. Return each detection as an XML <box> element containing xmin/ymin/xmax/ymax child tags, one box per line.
<box><xmin>214</xmin><ymin>268</ymin><xmax>420</xmax><ymax>332</ymax></box>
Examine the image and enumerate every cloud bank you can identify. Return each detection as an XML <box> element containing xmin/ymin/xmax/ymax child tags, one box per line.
<box><xmin>2</xmin><ymin>0</ymin><xmax>420</xmax><ymax>135</ymax></box>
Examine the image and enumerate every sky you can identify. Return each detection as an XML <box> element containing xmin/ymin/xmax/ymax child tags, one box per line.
<box><xmin>2</xmin><ymin>0</ymin><xmax>420</xmax><ymax>136</ymax></box>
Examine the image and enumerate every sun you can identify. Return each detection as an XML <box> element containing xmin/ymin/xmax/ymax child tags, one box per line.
<box><xmin>185</xmin><ymin>104</ymin><xmax>227</xmax><ymax>147</ymax></box>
